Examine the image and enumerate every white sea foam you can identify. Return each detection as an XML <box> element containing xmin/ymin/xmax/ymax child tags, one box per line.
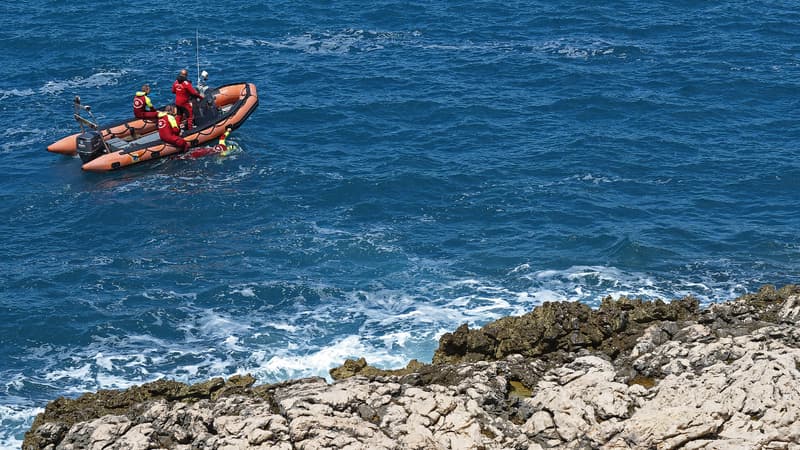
<box><xmin>257</xmin><ymin>335</ymin><xmax>366</xmax><ymax>377</ymax></box>
<box><xmin>44</xmin><ymin>363</ymin><xmax>92</xmax><ymax>384</ymax></box>
<box><xmin>380</xmin><ymin>331</ymin><xmax>412</xmax><ymax>349</ymax></box>
<box><xmin>0</xmin><ymin>404</ymin><xmax>42</xmax><ymax>450</ymax></box>
<box><xmin>0</xmin><ymin>88</ymin><xmax>35</xmax><ymax>101</ymax></box>
<box><xmin>308</xmin><ymin>223</ymin><xmax>401</xmax><ymax>256</ymax></box>
<box><xmin>150</xmin><ymin>162</ymin><xmax>258</xmax><ymax>194</ymax></box>
<box><xmin>142</xmin><ymin>289</ymin><xmax>197</xmax><ymax>301</ymax></box>
<box><xmin>94</xmin><ymin>352</ymin><xmax>114</xmax><ymax>371</ymax></box>
<box><xmin>248</xmin><ymin>29</ymin><xmax>402</xmax><ymax>55</ymax></box>
<box><xmin>252</xmin><ymin>334</ymin><xmax>408</xmax><ymax>381</ymax></box>
<box><xmin>39</xmin><ymin>70</ymin><xmax>127</xmax><ymax>95</ymax></box>
<box><xmin>0</xmin><ymin>404</ymin><xmax>40</xmax><ymax>425</ymax></box>
<box><xmin>232</xmin><ymin>286</ymin><xmax>256</xmax><ymax>297</ymax></box>
<box><xmin>410</xmin><ymin>36</ymin><xmax>630</xmax><ymax>58</ymax></box>
<box><xmin>520</xmin><ymin>265</ymin><xmax>743</xmax><ymax>306</ymax></box>
<box><xmin>195</xmin><ymin>309</ymin><xmax>252</xmax><ymax>341</ymax></box>
<box><xmin>93</xmin><ymin>371</ymin><xmax>148</xmax><ymax>390</ymax></box>
<box><xmin>541</xmin><ymin>38</ymin><xmax>624</xmax><ymax>59</ymax></box>
<box><xmin>0</xmin><ymin>131</ymin><xmax>45</xmax><ymax>154</ymax></box>
<box><xmin>90</xmin><ymin>255</ymin><xmax>114</xmax><ymax>266</ymax></box>
<box><xmin>266</xmin><ymin>321</ymin><xmax>299</xmax><ymax>333</ymax></box>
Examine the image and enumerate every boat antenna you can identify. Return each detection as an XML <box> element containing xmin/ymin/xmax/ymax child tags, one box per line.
<box><xmin>195</xmin><ymin>29</ymin><xmax>201</xmax><ymax>86</ymax></box>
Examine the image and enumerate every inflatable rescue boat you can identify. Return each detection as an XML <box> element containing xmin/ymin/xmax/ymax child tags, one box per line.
<box><xmin>47</xmin><ymin>82</ymin><xmax>258</xmax><ymax>172</ymax></box>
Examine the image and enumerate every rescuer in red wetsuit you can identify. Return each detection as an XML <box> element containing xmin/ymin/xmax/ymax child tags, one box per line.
<box><xmin>172</xmin><ymin>69</ymin><xmax>204</xmax><ymax>130</ymax></box>
<box><xmin>158</xmin><ymin>105</ymin><xmax>190</xmax><ymax>152</ymax></box>
<box><xmin>133</xmin><ymin>84</ymin><xmax>158</xmax><ymax>120</ymax></box>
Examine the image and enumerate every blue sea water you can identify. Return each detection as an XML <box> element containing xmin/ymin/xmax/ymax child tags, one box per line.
<box><xmin>1</xmin><ymin>0</ymin><xmax>799</xmax><ymax>445</ymax></box>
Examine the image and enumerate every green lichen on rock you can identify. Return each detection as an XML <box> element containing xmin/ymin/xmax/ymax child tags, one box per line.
<box><xmin>628</xmin><ymin>375</ymin><xmax>657</xmax><ymax>389</ymax></box>
<box><xmin>23</xmin><ymin>375</ymin><xmax>260</xmax><ymax>449</ymax></box>
<box><xmin>699</xmin><ymin>284</ymin><xmax>799</xmax><ymax>328</ymax></box>
<box><xmin>433</xmin><ymin>295</ymin><xmax>701</xmax><ymax>365</ymax></box>
<box><xmin>508</xmin><ymin>380</ymin><xmax>532</xmax><ymax>399</ymax></box>
<box><xmin>330</xmin><ymin>357</ymin><xmax>425</xmax><ymax>380</ymax></box>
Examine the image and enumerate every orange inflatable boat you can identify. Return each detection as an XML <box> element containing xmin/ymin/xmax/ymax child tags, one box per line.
<box><xmin>47</xmin><ymin>82</ymin><xmax>258</xmax><ymax>172</ymax></box>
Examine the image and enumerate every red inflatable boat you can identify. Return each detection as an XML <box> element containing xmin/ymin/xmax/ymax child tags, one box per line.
<box><xmin>47</xmin><ymin>82</ymin><xmax>258</xmax><ymax>172</ymax></box>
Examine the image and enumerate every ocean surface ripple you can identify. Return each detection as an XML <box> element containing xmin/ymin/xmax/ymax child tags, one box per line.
<box><xmin>1</xmin><ymin>1</ymin><xmax>798</xmax><ymax>446</ymax></box>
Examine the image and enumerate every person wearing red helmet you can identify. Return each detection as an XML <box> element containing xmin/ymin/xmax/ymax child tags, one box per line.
<box><xmin>172</xmin><ymin>69</ymin><xmax>204</xmax><ymax>130</ymax></box>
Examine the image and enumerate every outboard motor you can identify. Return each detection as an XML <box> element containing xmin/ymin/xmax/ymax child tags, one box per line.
<box><xmin>76</xmin><ymin>130</ymin><xmax>106</xmax><ymax>163</ymax></box>
<box><xmin>72</xmin><ymin>96</ymin><xmax>107</xmax><ymax>162</ymax></box>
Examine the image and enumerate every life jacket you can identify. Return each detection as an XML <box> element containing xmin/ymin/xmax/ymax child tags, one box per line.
<box><xmin>133</xmin><ymin>91</ymin><xmax>154</xmax><ymax>113</ymax></box>
<box><xmin>213</xmin><ymin>129</ymin><xmax>232</xmax><ymax>153</ymax></box>
<box><xmin>157</xmin><ymin>112</ymin><xmax>179</xmax><ymax>133</ymax></box>
<box><xmin>218</xmin><ymin>129</ymin><xmax>230</xmax><ymax>146</ymax></box>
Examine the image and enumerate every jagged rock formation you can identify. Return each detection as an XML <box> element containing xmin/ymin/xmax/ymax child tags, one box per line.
<box><xmin>24</xmin><ymin>285</ymin><xmax>800</xmax><ymax>449</ymax></box>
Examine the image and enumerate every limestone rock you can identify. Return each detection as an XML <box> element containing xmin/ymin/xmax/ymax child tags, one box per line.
<box><xmin>23</xmin><ymin>285</ymin><xmax>800</xmax><ymax>450</ymax></box>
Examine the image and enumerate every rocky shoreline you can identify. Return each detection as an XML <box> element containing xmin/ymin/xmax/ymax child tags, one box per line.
<box><xmin>24</xmin><ymin>285</ymin><xmax>800</xmax><ymax>449</ymax></box>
